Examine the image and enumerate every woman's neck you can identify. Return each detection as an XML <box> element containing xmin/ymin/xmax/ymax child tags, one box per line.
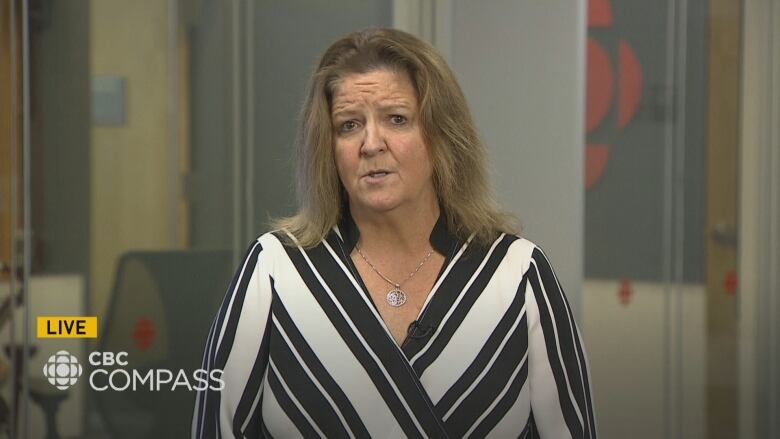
<box><xmin>350</xmin><ymin>201</ymin><xmax>441</xmax><ymax>257</ymax></box>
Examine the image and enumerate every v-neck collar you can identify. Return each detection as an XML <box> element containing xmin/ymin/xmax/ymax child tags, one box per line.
<box><xmin>292</xmin><ymin>233</ymin><xmax>456</xmax><ymax>438</ymax></box>
<box><xmin>336</xmin><ymin>205</ymin><xmax>459</xmax><ymax>256</ymax></box>
<box><xmin>320</xmin><ymin>207</ymin><xmax>467</xmax><ymax>438</ymax></box>
<box><xmin>330</xmin><ymin>205</ymin><xmax>468</xmax><ymax>354</ymax></box>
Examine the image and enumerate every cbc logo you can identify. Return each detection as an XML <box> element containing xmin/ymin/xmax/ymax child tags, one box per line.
<box><xmin>41</xmin><ymin>350</ymin><xmax>224</xmax><ymax>392</ymax></box>
<box><xmin>43</xmin><ymin>350</ymin><xmax>83</xmax><ymax>390</ymax></box>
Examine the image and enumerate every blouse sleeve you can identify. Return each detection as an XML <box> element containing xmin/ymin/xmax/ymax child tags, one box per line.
<box><xmin>525</xmin><ymin>246</ymin><xmax>597</xmax><ymax>438</ymax></box>
<box><xmin>192</xmin><ymin>239</ymin><xmax>273</xmax><ymax>438</ymax></box>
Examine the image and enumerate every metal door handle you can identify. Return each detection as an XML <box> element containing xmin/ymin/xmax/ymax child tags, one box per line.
<box><xmin>711</xmin><ymin>222</ymin><xmax>737</xmax><ymax>248</ymax></box>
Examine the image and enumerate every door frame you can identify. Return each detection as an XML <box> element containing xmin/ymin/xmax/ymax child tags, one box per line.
<box><xmin>738</xmin><ymin>0</ymin><xmax>780</xmax><ymax>437</ymax></box>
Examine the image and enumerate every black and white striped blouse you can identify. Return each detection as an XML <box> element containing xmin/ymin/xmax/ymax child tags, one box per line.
<box><xmin>192</xmin><ymin>212</ymin><xmax>597</xmax><ymax>438</ymax></box>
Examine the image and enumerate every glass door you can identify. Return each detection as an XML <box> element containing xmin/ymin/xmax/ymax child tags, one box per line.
<box><xmin>582</xmin><ymin>0</ymin><xmax>780</xmax><ymax>437</ymax></box>
<box><xmin>1</xmin><ymin>0</ymin><xmax>393</xmax><ymax>437</ymax></box>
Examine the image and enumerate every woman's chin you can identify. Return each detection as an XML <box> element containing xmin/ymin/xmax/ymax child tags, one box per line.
<box><xmin>352</xmin><ymin>197</ymin><xmax>402</xmax><ymax>214</ymax></box>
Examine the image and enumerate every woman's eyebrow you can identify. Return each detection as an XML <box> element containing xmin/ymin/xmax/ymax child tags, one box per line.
<box><xmin>377</xmin><ymin>102</ymin><xmax>412</xmax><ymax>111</ymax></box>
<box><xmin>331</xmin><ymin>98</ymin><xmax>413</xmax><ymax>118</ymax></box>
<box><xmin>377</xmin><ymin>94</ymin><xmax>413</xmax><ymax>107</ymax></box>
<box><xmin>331</xmin><ymin>107</ymin><xmax>358</xmax><ymax>119</ymax></box>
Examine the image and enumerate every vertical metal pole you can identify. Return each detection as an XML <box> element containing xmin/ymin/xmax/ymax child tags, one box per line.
<box><xmin>21</xmin><ymin>0</ymin><xmax>31</xmax><ymax>434</ymax></box>
<box><xmin>767</xmin><ymin>2</ymin><xmax>779</xmax><ymax>435</ymax></box>
<box><xmin>8</xmin><ymin>0</ymin><xmax>19</xmax><ymax>435</ymax></box>
<box><xmin>231</xmin><ymin>0</ymin><xmax>242</xmax><ymax>265</ymax></box>
<box><xmin>662</xmin><ymin>0</ymin><xmax>678</xmax><ymax>436</ymax></box>
<box><xmin>168</xmin><ymin>0</ymin><xmax>181</xmax><ymax>248</ymax></box>
<box><xmin>673</xmin><ymin>1</ymin><xmax>689</xmax><ymax>437</ymax></box>
<box><xmin>245</xmin><ymin>0</ymin><xmax>254</xmax><ymax>241</ymax></box>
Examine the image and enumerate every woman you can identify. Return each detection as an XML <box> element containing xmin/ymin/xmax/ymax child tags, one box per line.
<box><xmin>193</xmin><ymin>28</ymin><xmax>596</xmax><ymax>438</ymax></box>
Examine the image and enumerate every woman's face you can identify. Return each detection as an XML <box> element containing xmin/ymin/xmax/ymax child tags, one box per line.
<box><xmin>331</xmin><ymin>68</ymin><xmax>436</xmax><ymax>217</ymax></box>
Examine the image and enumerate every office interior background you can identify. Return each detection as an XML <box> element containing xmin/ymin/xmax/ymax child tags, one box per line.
<box><xmin>1</xmin><ymin>0</ymin><xmax>779</xmax><ymax>438</ymax></box>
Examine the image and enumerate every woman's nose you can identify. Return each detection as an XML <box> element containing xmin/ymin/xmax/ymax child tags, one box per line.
<box><xmin>360</xmin><ymin>120</ymin><xmax>386</xmax><ymax>156</ymax></box>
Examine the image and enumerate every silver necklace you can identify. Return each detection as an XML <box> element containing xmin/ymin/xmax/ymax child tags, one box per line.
<box><xmin>355</xmin><ymin>244</ymin><xmax>434</xmax><ymax>307</ymax></box>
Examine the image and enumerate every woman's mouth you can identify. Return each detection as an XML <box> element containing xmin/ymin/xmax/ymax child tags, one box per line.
<box><xmin>364</xmin><ymin>171</ymin><xmax>392</xmax><ymax>182</ymax></box>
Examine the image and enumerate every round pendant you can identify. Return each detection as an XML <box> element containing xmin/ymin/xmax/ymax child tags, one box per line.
<box><xmin>386</xmin><ymin>288</ymin><xmax>407</xmax><ymax>307</ymax></box>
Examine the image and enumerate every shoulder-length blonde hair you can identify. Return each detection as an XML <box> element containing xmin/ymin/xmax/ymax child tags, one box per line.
<box><xmin>272</xmin><ymin>27</ymin><xmax>518</xmax><ymax>248</ymax></box>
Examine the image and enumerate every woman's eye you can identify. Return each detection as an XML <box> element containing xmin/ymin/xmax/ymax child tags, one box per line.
<box><xmin>340</xmin><ymin>120</ymin><xmax>358</xmax><ymax>132</ymax></box>
<box><xmin>390</xmin><ymin>115</ymin><xmax>407</xmax><ymax>125</ymax></box>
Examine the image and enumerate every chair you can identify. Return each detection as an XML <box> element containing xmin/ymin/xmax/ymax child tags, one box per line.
<box><xmin>94</xmin><ymin>250</ymin><xmax>233</xmax><ymax>438</ymax></box>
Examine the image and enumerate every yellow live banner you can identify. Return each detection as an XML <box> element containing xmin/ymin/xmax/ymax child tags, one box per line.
<box><xmin>37</xmin><ymin>316</ymin><xmax>98</xmax><ymax>338</ymax></box>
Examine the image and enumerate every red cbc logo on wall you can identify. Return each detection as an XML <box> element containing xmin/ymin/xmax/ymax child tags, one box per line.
<box><xmin>586</xmin><ymin>0</ymin><xmax>644</xmax><ymax>189</ymax></box>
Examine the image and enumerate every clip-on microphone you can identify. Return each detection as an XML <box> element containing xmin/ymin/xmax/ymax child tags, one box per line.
<box><xmin>407</xmin><ymin>320</ymin><xmax>435</xmax><ymax>339</ymax></box>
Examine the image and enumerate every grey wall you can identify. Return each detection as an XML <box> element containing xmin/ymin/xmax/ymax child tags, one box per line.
<box><xmin>250</xmin><ymin>1</ymin><xmax>392</xmax><ymax>234</ymax></box>
<box><xmin>187</xmin><ymin>0</ymin><xmax>233</xmax><ymax>249</ymax></box>
<box><xmin>31</xmin><ymin>0</ymin><xmax>90</xmax><ymax>274</ymax></box>
<box><xmin>449</xmin><ymin>0</ymin><xmax>586</xmax><ymax>314</ymax></box>
<box><xmin>187</xmin><ymin>0</ymin><xmax>392</xmax><ymax>249</ymax></box>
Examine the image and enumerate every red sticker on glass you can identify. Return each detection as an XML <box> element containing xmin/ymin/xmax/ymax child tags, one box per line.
<box><xmin>724</xmin><ymin>270</ymin><xmax>737</xmax><ymax>295</ymax></box>
<box><xmin>618</xmin><ymin>279</ymin><xmax>633</xmax><ymax>306</ymax></box>
<box><xmin>133</xmin><ymin>317</ymin><xmax>157</xmax><ymax>351</ymax></box>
